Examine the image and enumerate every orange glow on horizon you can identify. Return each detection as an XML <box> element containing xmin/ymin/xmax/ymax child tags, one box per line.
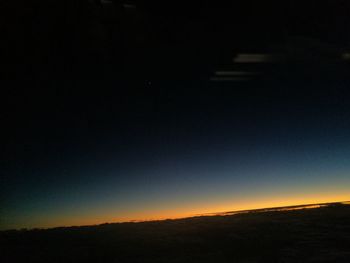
<box><xmin>30</xmin><ymin>191</ymin><xmax>350</xmax><ymax>230</ymax></box>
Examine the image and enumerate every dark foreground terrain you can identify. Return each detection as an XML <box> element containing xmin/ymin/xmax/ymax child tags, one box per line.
<box><xmin>1</xmin><ymin>203</ymin><xmax>350</xmax><ymax>263</ymax></box>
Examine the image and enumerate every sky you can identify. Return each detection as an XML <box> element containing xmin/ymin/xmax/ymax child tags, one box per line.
<box><xmin>1</xmin><ymin>1</ymin><xmax>350</xmax><ymax>230</ymax></box>
<box><xmin>2</xmin><ymin>70</ymin><xmax>350</xmax><ymax>230</ymax></box>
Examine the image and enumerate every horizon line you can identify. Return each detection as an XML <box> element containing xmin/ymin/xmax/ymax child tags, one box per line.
<box><xmin>2</xmin><ymin>200</ymin><xmax>349</xmax><ymax>232</ymax></box>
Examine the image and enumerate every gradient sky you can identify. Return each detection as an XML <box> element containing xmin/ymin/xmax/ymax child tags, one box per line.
<box><xmin>2</xmin><ymin>59</ymin><xmax>350</xmax><ymax>230</ymax></box>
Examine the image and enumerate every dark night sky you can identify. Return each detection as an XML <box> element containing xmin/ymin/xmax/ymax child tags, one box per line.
<box><xmin>2</xmin><ymin>72</ymin><xmax>350</xmax><ymax>229</ymax></box>
<box><xmin>1</xmin><ymin>0</ymin><xmax>350</xmax><ymax>230</ymax></box>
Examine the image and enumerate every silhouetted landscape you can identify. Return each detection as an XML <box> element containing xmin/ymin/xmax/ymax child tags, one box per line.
<box><xmin>2</xmin><ymin>202</ymin><xmax>350</xmax><ymax>263</ymax></box>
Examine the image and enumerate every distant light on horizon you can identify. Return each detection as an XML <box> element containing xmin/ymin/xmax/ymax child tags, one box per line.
<box><xmin>342</xmin><ymin>53</ymin><xmax>350</xmax><ymax>60</ymax></box>
<box><xmin>2</xmin><ymin>190</ymin><xmax>349</xmax><ymax>230</ymax></box>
